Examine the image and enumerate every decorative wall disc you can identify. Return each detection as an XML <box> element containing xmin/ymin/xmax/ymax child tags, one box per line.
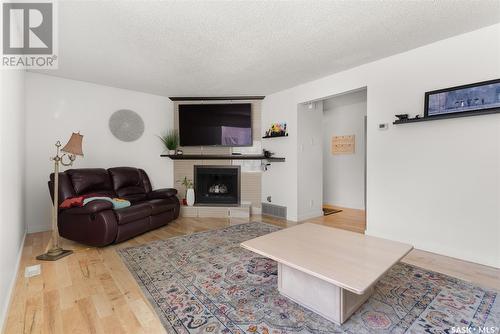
<box><xmin>109</xmin><ymin>109</ymin><xmax>144</xmax><ymax>142</ymax></box>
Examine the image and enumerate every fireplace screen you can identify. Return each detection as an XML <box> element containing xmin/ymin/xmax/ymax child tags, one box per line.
<box><xmin>194</xmin><ymin>165</ymin><xmax>240</xmax><ymax>205</ymax></box>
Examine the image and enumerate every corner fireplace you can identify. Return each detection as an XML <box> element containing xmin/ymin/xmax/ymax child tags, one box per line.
<box><xmin>194</xmin><ymin>165</ymin><xmax>240</xmax><ymax>206</ymax></box>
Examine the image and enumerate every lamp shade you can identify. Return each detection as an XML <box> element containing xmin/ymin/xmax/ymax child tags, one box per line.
<box><xmin>61</xmin><ymin>132</ymin><xmax>84</xmax><ymax>156</ymax></box>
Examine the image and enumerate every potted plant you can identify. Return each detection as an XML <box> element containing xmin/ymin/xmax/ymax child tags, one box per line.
<box><xmin>177</xmin><ymin>176</ymin><xmax>194</xmax><ymax>206</ymax></box>
<box><xmin>159</xmin><ymin>130</ymin><xmax>179</xmax><ymax>155</ymax></box>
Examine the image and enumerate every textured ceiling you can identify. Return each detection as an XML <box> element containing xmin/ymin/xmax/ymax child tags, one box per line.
<box><xmin>33</xmin><ymin>1</ymin><xmax>500</xmax><ymax>96</ymax></box>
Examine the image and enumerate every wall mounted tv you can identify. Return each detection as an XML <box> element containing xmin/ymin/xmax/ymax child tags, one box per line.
<box><xmin>178</xmin><ymin>103</ymin><xmax>252</xmax><ymax>146</ymax></box>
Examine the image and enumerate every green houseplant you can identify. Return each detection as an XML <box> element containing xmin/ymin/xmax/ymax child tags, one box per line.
<box><xmin>159</xmin><ymin>130</ymin><xmax>179</xmax><ymax>155</ymax></box>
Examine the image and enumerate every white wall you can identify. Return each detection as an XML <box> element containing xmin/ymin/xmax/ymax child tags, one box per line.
<box><xmin>297</xmin><ymin>101</ymin><xmax>324</xmax><ymax>221</ymax></box>
<box><xmin>323</xmin><ymin>90</ymin><xmax>366</xmax><ymax>210</ymax></box>
<box><xmin>0</xmin><ymin>69</ymin><xmax>26</xmax><ymax>329</ymax></box>
<box><xmin>262</xmin><ymin>24</ymin><xmax>500</xmax><ymax>267</ymax></box>
<box><xmin>25</xmin><ymin>73</ymin><xmax>174</xmax><ymax>233</ymax></box>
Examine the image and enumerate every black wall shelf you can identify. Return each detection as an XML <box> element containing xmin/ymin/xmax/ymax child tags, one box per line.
<box><xmin>262</xmin><ymin>134</ymin><xmax>288</xmax><ymax>139</ymax></box>
<box><xmin>393</xmin><ymin>109</ymin><xmax>500</xmax><ymax>125</ymax></box>
<box><xmin>160</xmin><ymin>154</ymin><xmax>285</xmax><ymax>162</ymax></box>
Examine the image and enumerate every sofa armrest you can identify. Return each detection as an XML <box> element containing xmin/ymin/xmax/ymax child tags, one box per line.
<box><xmin>59</xmin><ymin>210</ymin><xmax>118</xmax><ymax>247</ymax></box>
<box><xmin>148</xmin><ymin>188</ymin><xmax>178</xmax><ymax>200</ymax></box>
<box><xmin>62</xmin><ymin>200</ymin><xmax>113</xmax><ymax>215</ymax></box>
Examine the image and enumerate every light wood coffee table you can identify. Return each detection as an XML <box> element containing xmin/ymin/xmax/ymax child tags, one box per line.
<box><xmin>241</xmin><ymin>223</ymin><xmax>413</xmax><ymax>324</ymax></box>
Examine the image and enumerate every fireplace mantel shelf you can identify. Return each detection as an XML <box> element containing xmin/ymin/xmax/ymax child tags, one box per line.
<box><xmin>160</xmin><ymin>154</ymin><xmax>285</xmax><ymax>162</ymax></box>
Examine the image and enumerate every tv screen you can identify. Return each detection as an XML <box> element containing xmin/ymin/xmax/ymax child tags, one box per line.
<box><xmin>179</xmin><ymin>103</ymin><xmax>252</xmax><ymax>146</ymax></box>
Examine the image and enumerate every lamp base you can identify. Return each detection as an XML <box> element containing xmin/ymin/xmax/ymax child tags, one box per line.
<box><xmin>36</xmin><ymin>249</ymin><xmax>73</xmax><ymax>261</ymax></box>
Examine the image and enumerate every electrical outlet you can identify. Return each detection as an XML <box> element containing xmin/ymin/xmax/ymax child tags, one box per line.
<box><xmin>25</xmin><ymin>264</ymin><xmax>41</xmax><ymax>278</ymax></box>
<box><xmin>378</xmin><ymin>123</ymin><xmax>389</xmax><ymax>130</ymax></box>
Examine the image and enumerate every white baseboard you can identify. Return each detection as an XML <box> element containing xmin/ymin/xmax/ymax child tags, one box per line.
<box><xmin>0</xmin><ymin>231</ymin><xmax>26</xmax><ymax>333</ymax></box>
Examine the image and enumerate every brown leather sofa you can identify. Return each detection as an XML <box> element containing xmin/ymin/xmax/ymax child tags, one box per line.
<box><xmin>49</xmin><ymin>167</ymin><xmax>180</xmax><ymax>246</ymax></box>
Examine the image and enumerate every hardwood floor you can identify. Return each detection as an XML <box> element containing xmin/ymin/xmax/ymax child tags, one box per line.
<box><xmin>316</xmin><ymin>205</ymin><xmax>366</xmax><ymax>233</ymax></box>
<box><xmin>3</xmin><ymin>213</ymin><xmax>499</xmax><ymax>334</ymax></box>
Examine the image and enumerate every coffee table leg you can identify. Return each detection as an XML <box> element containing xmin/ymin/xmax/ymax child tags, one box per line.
<box><xmin>277</xmin><ymin>263</ymin><xmax>373</xmax><ymax>324</ymax></box>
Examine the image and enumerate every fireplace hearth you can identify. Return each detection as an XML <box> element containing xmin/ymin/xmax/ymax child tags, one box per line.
<box><xmin>194</xmin><ymin>165</ymin><xmax>240</xmax><ymax>206</ymax></box>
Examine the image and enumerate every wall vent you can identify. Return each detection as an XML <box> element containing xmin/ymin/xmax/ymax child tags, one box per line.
<box><xmin>261</xmin><ymin>203</ymin><xmax>287</xmax><ymax>219</ymax></box>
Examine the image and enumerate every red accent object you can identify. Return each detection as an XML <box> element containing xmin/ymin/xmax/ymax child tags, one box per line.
<box><xmin>182</xmin><ymin>198</ymin><xmax>187</xmax><ymax>206</ymax></box>
<box><xmin>59</xmin><ymin>193</ymin><xmax>111</xmax><ymax>209</ymax></box>
<box><xmin>60</xmin><ymin>196</ymin><xmax>84</xmax><ymax>208</ymax></box>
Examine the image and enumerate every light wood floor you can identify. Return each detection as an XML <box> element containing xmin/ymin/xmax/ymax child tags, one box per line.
<box><xmin>3</xmin><ymin>212</ymin><xmax>499</xmax><ymax>334</ymax></box>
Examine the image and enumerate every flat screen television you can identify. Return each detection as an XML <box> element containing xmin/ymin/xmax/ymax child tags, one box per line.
<box><xmin>178</xmin><ymin>103</ymin><xmax>252</xmax><ymax>146</ymax></box>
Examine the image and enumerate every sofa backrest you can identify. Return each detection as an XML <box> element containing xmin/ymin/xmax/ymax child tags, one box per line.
<box><xmin>49</xmin><ymin>168</ymin><xmax>117</xmax><ymax>205</ymax></box>
<box><xmin>49</xmin><ymin>167</ymin><xmax>153</xmax><ymax>205</ymax></box>
<box><xmin>108</xmin><ymin>167</ymin><xmax>152</xmax><ymax>203</ymax></box>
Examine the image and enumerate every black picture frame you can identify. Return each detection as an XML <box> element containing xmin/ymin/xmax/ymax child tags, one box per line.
<box><xmin>424</xmin><ymin>78</ymin><xmax>500</xmax><ymax>118</ymax></box>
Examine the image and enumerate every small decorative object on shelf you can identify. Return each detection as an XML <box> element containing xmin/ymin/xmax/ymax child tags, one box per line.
<box><xmin>176</xmin><ymin>149</ymin><xmax>183</xmax><ymax>155</ymax></box>
<box><xmin>263</xmin><ymin>122</ymin><xmax>288</xmax><ymax>138</ymax></box>
<box><xmin>158</xmin><ymin>130</ymin><xmax>179</xmax><ymax>155</ymax></box>
<box><xmin>263</xmin><ymin>149</ymin><xmax>274</xmax><ymax>158</ymax></box>
<box><xmin>393</xmin><ymin>114</ymin><xmax>424</xmax><ymax>124</ymax></box>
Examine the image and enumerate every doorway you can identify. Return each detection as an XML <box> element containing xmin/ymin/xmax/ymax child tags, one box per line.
<box><xmin>297</xmin><ymin>88</ymin><xmax>367</xmax><ymax>232</ymax></box>
<box><xmin>321</xmin><ymin>89</ymin><xmax>367</xmax><ymax>231</ymax></box>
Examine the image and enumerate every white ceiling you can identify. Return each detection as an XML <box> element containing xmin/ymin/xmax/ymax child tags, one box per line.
<box><xmin>34</xmin><ymin>1</ymin><xmax>500</xmax><ymax>97</ymax></box>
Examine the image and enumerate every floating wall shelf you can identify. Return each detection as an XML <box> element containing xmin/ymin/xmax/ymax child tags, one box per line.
<box><xmin>262</xmin><ymin>134</ymin><xmax>288</xmax><ymax>139</ymax></box>
<box><xmin>393</xmin><ymin>109</ymin><xmax>500</xmax><ymax>125</ymax></box>
<box><xmin>160</xmin><ymin>154</ymin><xmax>285</xmax><ymax>162</ymax></box>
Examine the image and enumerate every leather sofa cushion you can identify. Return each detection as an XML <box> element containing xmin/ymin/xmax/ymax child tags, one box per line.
<box><xmin>118</xmin><ymin>186</ymin><xmax>146</xmax><ymax>196</ymax></box>
<box><xmin>114</xmin><ymin>203</ymin><xmax>151</xmax><ymax>225</ymax></box>
<box><xmin>146</xmin><ymin>199</ymin><xmax>177</xmax><ymax>215</ymax></box>
<box><xmin>119</xmin><ymin>193</ymin><xmax>148</xmax><ymax>203</ymax></box>
<box><xmin>109</xmin><ymin>167</ymin><xmax>143</xmax><ymax>190</ymax></box>
<box><xmin>109</xmin><ymin>167</ymin><xmax>148</xmax><ymax>203</ymax></box>
<box><xmin>148</xmin><ymin>188</ymin><xmax>178</xmax><ymax>200</ymax></box>
<box><xmin>67</xmin><ymin>169</ymin><xmax>114</xmax><ymax>196</ymax></box>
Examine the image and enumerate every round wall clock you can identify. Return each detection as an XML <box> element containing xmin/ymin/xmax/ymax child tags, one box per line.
<box><xmin>108</xmin><ymin>109</ymin><xmax>145</xmax><ymax>142</ymax></box>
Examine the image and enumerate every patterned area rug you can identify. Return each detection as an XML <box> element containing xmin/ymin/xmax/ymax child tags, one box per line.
<box><xmin>118</xmin><ymin>222</ymin><xmax>500</xmax><ymax>334</ymax></box>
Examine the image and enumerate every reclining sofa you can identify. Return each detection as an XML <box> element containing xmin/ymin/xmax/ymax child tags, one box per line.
<box><xmin>49</xmin><ymin>167</ymin><xmax>180</xmax><ymax>246</ymax></box>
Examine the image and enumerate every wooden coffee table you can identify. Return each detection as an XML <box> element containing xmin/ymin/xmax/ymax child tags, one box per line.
<box><xmin>241</xmin><ymin>223</ymin><xmax>413</xmax><ymax>324</ymax></box>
